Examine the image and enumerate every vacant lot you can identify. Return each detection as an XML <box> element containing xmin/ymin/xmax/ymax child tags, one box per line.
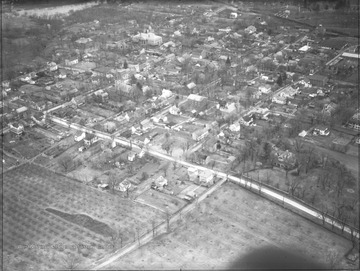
<box><xmin>3</xmin><ymin>163</ymin><xmax>163</xmax><ymax>271</ymax></box>
<box><xmin>107</xmin><ymin>182</ymin><xmax>356</xmax><ymax>270</ymax></box>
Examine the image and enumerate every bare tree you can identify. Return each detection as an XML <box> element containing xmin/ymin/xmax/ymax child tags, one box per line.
<box><xmin>108</xmin><ymin>170</ymin><xmax>120</xmax><ymax>193</ymax></box>
<box><xmin>160</xmin><ymin>162</ymin><xmax>170</xmax><ymax>177</ymax></box>
<box><xmin>326</xmin><ymin>249</ymin><xmax>341</xmax><ymax>269</ymax></box>
<box><xmin>61</xmin><ymin>253</ymin><xmax>81</xmax><ymax>270</ymax></box>
<box><xmin>319</xmin><ymin>205</ymin><xmax>328</xmax><ymax>226</ymax></box>
<box><xmin>58</xmin><ymin>155</ymin><xmax>73</xmax><ymax>173</ymax></box>
<box><xmin>165</xmin><ymin>210</ymin><xmax>171</xmax><ymax>232</ymax></box>
<box><xmin>136</xmin><ymin>227</ymin><xmax>140</xmax><ymax>246</ymax></box>
<box><xmin>294</xmin><ymin>139</ymin><xmax>304</xmax><ymax>154</ymax></box>
<box><xmin>109</xmin><ymin>229</ymin><xmax>123</xmax><ymax>250</ymax></box>
<box><xmin>151</xmin><ymin>219</ymin><xmax>156</xmax><ymax>237</ymax></box>
<box><xmin>288</xmin><ymin>177</ymin><xmax>301</xmax><ymax>197</ymax></box>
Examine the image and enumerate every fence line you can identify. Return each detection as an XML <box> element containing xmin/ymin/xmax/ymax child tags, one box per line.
<box><xmin>229</xmin><ymin>173</ymin><xmax>359</xmax><ymax>241</ymax></box>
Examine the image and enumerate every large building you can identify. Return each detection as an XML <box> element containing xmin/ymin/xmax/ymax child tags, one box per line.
<box><xmin>308</xmin><ymin>74</ymin><xmax>329</xmax><ymax>87</ymax></box>
<box><xmin>132</xmin><ymin>33</ymin><xmax>162</xmax><ymax>46</ymax></box>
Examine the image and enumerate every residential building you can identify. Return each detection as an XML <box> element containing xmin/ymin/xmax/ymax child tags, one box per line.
<box><xmin>187</xmin><ymin>167</ymin><xmax>214</xmax><ymax>187</ymax></box>
<box><xmin>272</xmin><ymin>94</ymin><xmax>287</xmax><ymax>105</ymax></box>
<box><xmin>322</xmin><ymin>102</ymin><xmax>338</xmax><ymax>116</ymax></box>
<box><xmin>355</xmin><ymin>136</ymin><xmax>360</xmax><ymax>145</ymax></box>
<box><xmin>154</xmin><ymin>176</ymin><xmax>168</xmax><ymax>188</ymax></box>
<box><xmin>65</xmin><ymin>57</ymin><xmax>79</xmax><ymax>66</ymax></box>
<box><xmin>169</xmin><ymin>105</ymin><xmax>181</xmax><ymax>115</ymax></box>
<box><xmin>259</xmin><ymin>85</ymin><xmax>271</xmax><ymax>94</ymax></box>
<box><xmin>74</xmin><ymin>131</ymin><xmax>86</xmax><ymax>141</ymax></box>
<box><xmin>240</xmin><ymin>115</ymin><xmax>254</xmax><ymax>126</ymax></box>
<box><xmin>8</xmin><ymin>122</ymin><xmax>24</xmax><ymax>135</ymax></box>
<box><xmin>71</xmin><ymin>95</ymin><xmax>86</xmax><ymax>106</ymax></box>
<box><xmin>192</xmin><ymin>128</ymin><xmax>209</xmax><ymax>141</ymax></box>
<box><xmin>230</xmin><ymin>12</ymin><xmax>238</xmax><ymax>18</ymax></box>
<box><xmin>84</xmin><ymin>133</ymin><xmax>97</xmax><ymax>146</ymax></box>
<box><xmin>128</xmin><ymin>151</ymin><xmax>137</xmax><ymax>162</ymax></box>
<box><xmin>331</xmin><ymin>136</ymin><xmax>351</xmax><ymax>153</ymax></box>
<box><xmin>274</xmin><ymin>149</ymin><xmax>297</xmax><ymax>169</ymax></box>
<box><xmin>47</xmin><ymin>62</ymin><xmax>58</xmax><ymax>71</ymax></box>
<box><xmin>313</xmin><ymin>126</ymin><xmax>330</xmax><ymax>136</ymax></box>
<box><xmin>245</xmin><ymin>25</ymin><xmax>256</xmax><ymax>34</ymax></box>
<box><xmin>116</xmin><ymin>179</ymin><xmax>132</xmax><ymax>192</ymax></box>
<box><xmin>94</xmin><ymin>89</ymin><xmax>109</xmax><ymax>102</ymax></box>
<box><xmin>187</xmin><ymin>94</ymin><xmax>207</xmax><ymax>108</ymax></box>
<box><xmin>348</xmin><ymin>114</ymin><xmax>360</xmax><ymax>130</ymax></box>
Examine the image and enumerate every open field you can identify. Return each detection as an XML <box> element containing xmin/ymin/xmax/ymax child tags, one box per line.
<box><xmin>106</xmin><ymin>182</ymin><xmax>356</xmax><ymax>270</ymax></box>
<box><xmin>3</xmin><ymin>163</ymin><xmax>163</xmax><ymax>271</ymax></box>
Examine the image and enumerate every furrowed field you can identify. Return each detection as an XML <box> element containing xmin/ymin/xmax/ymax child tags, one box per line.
<box><xmin>2</xmin><ymin>163</ymin><xmax>163</xmax><ymax>271</ymax></box>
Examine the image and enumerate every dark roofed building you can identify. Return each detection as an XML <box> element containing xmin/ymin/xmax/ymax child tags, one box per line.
<box><xmin>308</xmin><ymin>74</ymin><xmax>328</xmax><ymax>87</ymax></box>
<box><xmin>319</xmin><ymin>39</ymin><xmax>348</xmax><ymax>51</ymax></box>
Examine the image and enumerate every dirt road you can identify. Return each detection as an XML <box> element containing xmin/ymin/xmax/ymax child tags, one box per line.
<box><xmin>91</xmin><ymin>177</ymin><xmax>227</xmax><ymax>270</ymax></box>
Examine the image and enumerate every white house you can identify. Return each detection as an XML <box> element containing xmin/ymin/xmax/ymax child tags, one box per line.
<box><xmin>240</xmin><ymin>115</ymin><xmax>254</xmax><ymax>126</ymax></box>
<box><xmin>229</xmin><ymin>122</ymin><xmax>241</xmax><ymax>132</ymax></box>
<box><xmin>74</xmin><ymin>131</ymin><xmax>86</xmax><ymax>142</ymax></box>
<box><xmin>192</xmin><ymin>128</ymin><xmax>209</xmax><ymax>141</ymax></box>
<box><xmin>259</xmin><ymin>85</ymin><xmax>271</xmax><ymax>94</ymax></box>
<box><xmin>245</xmin><ymin>25</ymin><xmax>256</xmax><ymax>34</ymax></box>
<box><xmin>272</xmin><ymin>94</ymin><xmax>287</xmax><ymax>104</ymax></box>
<box><xmin>161</xmin><ymin>89</ymin><xmax>173</xmax><ymax>99</ymax></box>
<box><xmin>169</xmin><ymin>105</ymin><xmax>181</xmax><ymax>115</ymax></box>
<box><xmin>47</xmin><ymin>62</ymin><xmax>58</xmax><ymax>71</ymax></box>
<box><xmin>8</xmin><ymin>122</ymin><xmax>24</xmax><ymax>135</ymax></box>
<box><xmin>230</xmin><ymin>12</ymin><xmax>238</xmax><ymax>18</ymax></box>
<box><xmin>198</xmin><ymin>170</ymin><xmax>214</xmax><ymax>187</ymax></box>
<box><xmin>65</xmin><ymin>58</ymin><xmax>79</xmax><ymax>66</ymax></box>
<box><xmin>116</xmin><ymin>179</ymin><xmax>132</xmax><ymax>192</ymax></box>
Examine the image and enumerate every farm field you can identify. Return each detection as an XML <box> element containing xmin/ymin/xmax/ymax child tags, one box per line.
<box><xmin>106</xmin><ymin>182</ymin><xmax>356</xmax><ymax>270</ymax></box>
<box><xmin>3</xmin><ymin>163</ymin><xmax>163</xmax><ymax>271</ymax></box>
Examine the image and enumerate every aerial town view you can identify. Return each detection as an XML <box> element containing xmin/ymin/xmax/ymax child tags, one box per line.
<box><xmin>1</xmin><ymin>0</ymin><xmax>359</xmax><ymax>270</ymax></box>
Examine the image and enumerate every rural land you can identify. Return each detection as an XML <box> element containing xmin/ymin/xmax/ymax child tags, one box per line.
<box><xmin>1</xmin><ymin>0</ymin><xmax>359</xmax><ymax>270</ymax></box>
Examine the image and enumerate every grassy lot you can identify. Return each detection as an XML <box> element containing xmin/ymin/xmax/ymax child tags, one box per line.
<box><xmin>106</xmin><ymin>182</ymin><xmax>356</xmax><ymax>270</ymax></box>
<box><xmin>3</xmin><ymin>163</ymin><xmax>163</xmax><ymax>271</ymax></box>
<box><xmin>81</xmin><ymin>104</ymin><xmax>117</xmax><ymax>119</ymax></box>
<box><xmin>246</xmin><ymin>167</ymin><xmax>359</xmax><ymax>229</ymax></box>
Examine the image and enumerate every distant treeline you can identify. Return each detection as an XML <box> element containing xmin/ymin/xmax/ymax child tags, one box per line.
<box><xmin>6</xmin><ymin>0</ymin><xmax>93</xmax><ymax>5</ymax></box>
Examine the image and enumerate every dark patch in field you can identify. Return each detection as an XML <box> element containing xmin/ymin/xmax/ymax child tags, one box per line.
<box><xmin>46</xmin><ymin>208</ymin><xmax>113</xmax><ymax>237</ymax></box>
<box><xmin>227</xmin><ymin>246</ymin><xmax>327</xmax><ymax>270</ymax></box>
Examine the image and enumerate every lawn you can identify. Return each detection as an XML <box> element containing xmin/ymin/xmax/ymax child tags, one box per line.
<box><xmin>106</xmin><ymin>182</ymin><xmax>356</xmax><ymax>270</ymax></box>
<box><xmin>3</xmin><ymin>163</ymin><xmax>163</xmax><ymax>271</ymax></box>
